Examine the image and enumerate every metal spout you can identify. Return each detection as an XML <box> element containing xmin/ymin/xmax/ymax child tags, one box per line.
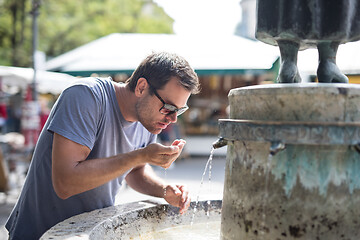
<box><xmin>354</xmin><ymin>143</ymin><xmax>360</xmax><ymax>154</ymax></box>
<box><xmin>270</xmin><ymin>141</ymin><xmax>286</xmax><ymax>156</ymax></box>
<box><xmin>213</xmin><ymin>137</ymin><xmax>228</xmax><ymax>149</ymax></box>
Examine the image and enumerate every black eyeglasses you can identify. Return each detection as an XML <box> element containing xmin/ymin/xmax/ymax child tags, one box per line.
<box><xmin>146</xmin><ymin>80</ymin><xmax>188</xmax><ymax>116</ymax></box>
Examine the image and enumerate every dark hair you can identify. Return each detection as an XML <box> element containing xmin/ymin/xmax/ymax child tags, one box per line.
<box><xmin>126</xmin><ymin>52</ymin><xmax>200</xmax><ymax>94</ymax></box>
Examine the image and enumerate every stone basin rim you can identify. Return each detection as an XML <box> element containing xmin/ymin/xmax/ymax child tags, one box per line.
<box><xmin>229</xmin><ymin>82</ymin><xmax>360</xmax><ymax>91</ymax></box>
<box><xmin>219</xmin><ymin>119</ymin><xmax>360</xmax><ymax>127</ymax></box>
<box><xmin>41</xmin><ymin>199</ymin><xmax>222</xmax><ymax>240</ymax></box>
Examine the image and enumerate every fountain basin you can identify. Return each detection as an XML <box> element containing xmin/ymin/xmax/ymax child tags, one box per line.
<box><xmin>41</xmin><ymin>200</ymin><xmax>222</xmax><ymax>239</ymax></box>
<box><xmin>220</xmin><ymin>83</ymin><xmax>360</xmax><ymax>240</ymax></box>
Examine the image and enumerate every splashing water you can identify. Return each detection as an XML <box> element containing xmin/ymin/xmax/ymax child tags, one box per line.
<box><xmin>207</xmin><ymin>152</ymin><xmax>213</xmax><ymax>219</ymax></box>
<box><xmin>163</xmin><ymin>168</ymin><xmax>167</xmax><ymax>211</ymax></box>
<box><xmin>134</xmin><ymin>221</ymin><xmax>220</xmax><ymax>240</ymax></box>
<box><xmin>191</xmin><ymin>147</ymin><xmax>215</xmax><ymax>226</ymax></box>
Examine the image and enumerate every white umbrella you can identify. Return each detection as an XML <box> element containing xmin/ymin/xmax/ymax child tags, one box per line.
<box><xmin>0</xmin><ymin>66</ymin><xmax>77</xmax><ymax>94</ymax></box>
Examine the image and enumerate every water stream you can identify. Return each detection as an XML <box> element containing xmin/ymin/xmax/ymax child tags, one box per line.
<box><xmin>133</xmin><ymin>148</ymin><xmax>218</xmax><ymax>240</ymax></box>
<box><xmin>191</xmin><ymin>147</ymin><xmax>215</xmax><ymax>225</ymax></box>
<box><xmin>163</xmin><ymin>168</ymin><xmax>167</xmax><ymax>211</ymax></box>
<box><xmin>207</xmin><ymin>150</ymin><xmax>213</xmax><ymax>219</ymax></box>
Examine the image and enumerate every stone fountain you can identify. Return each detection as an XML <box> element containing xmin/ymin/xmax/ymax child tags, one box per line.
<box><xmin>220</xmin><ymin>0</ymin><xmax>360</xmax><ymax>239</ymax></box>
<box><xmin>42</xmin><ymin>1</ymin><xmax>360</xmax><ymax>239</ymax></box>
<box><xmin>219</xmin><ymin>84</ymin><xmax>360</xmax><ymax>239</ymax></box>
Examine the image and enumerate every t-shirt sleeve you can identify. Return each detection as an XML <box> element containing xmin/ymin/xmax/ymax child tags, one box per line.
<box><xmin>47</xmin><ymin>84</ymin><xmax>101</xmax><ymax>150</ymax></box>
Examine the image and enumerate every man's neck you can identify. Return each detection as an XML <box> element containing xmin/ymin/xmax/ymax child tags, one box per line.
<box><xmin>113</xmin><ymin>82</ymin><xmax>137</xmax><ymax>122</ymax></box>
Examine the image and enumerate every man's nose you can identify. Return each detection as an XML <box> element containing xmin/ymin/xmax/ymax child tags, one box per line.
<box><xmin>166</xmin><ymin>113</ymin><xmax>177</xmax><ymax>123</ymax></box>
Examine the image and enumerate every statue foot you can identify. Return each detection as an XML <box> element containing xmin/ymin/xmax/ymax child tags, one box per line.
<box><xmin>317</xmin><ymin>61</ymin><xmax>348</xmax><ymax>83</ymax></box>
<box><xmin>277</xmin><ymin>60</ymin><xmax>301</xmax><ymax>83</ymax></box>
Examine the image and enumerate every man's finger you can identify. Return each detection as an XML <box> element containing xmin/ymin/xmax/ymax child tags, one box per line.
<box><xmin>177</xmin><ymin>185</ymin><xmax>189</xmax><ymax>206</ymax></box>
<box><xmin>172</xmin><ymin>139</ymin><xmax>186</xmax><ymax>148</ymax></box>
<box><xmin>180</xmin><ymin>188</ymin><xmax>188</xmax><ymax>202</ymax></box>
<box><xmin>179</xmin><ymin>196</ymin><xmax>191</xmax><ymax>214</ymax></box>
<box><xmin>171</xmin><ymin>185</ymin><xmax>182</xmax><ymax>195</ymax></box>
<box><xmin>172</xmin><ymin>139</ymin><xmax>181</xmax><ymax>145</ymax></box>
<box><xmin>159</xmin><ymin>145</ymin><xmax>180</xmax><ymax>155</ymax></box>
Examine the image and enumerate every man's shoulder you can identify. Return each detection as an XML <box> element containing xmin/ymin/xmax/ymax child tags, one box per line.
<box><xmin>71</xmin><ymin>77</ymin><xmax>112</xmax><ymax>88</ymax></box>
<box><xmin>63</xmin><ymin>77</ymin><xmax>114</xmax><ymax>98</ymax></box>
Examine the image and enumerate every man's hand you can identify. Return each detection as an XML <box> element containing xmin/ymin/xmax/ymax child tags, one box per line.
<box><xmin>164</xmin><ymin>184</ymin><xmax>191</xmax><ymax>214</ymax></box>
<box><xmin>126</xmin><ymin>139</ymin><xmax>190</xmax><ymax>214</ymax></box>
<box><xmin>142</xmin><ymin>139</ymin><xmax>186</xmax><ymax>169</ymax></box>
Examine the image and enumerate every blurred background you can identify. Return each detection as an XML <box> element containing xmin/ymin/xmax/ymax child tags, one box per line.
<box><xmin>0</xmin><ymin>0</ymin><xmax>359</xmax><ymax>238</ymax></box>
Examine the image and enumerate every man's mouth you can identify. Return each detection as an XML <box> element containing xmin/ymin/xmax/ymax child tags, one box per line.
<box><xmin>157</xmin><ymin>122</ymin><xmax>169</xmax><ymax>129</ymax></box>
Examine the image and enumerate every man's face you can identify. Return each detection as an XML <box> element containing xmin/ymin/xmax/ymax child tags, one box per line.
<box><xmin>136</xmin><ymin>77</ymin><xmax>191</xmax><ymax>135</ymax></box>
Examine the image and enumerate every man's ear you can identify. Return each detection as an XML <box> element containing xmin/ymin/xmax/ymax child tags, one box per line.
<box><xmin>135</xmin><ymin>78</ymin><xmax>148</xmax><ymax>97</ymax></box>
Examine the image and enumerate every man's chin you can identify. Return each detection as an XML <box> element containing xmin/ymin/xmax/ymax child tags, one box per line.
<box><xmin>146</xmin><ymin>123</ymin><xmax>168</xmax><ymax>135</ymax></box>
<box><xmin>154</xmin><ymin>128</ymin><xmax>163</xmax><ymax>135</ymax></box>
<box><xmin>146</xmin><ymin>127</ymin><xmax>163</xmax><ymax>135</ymax></box>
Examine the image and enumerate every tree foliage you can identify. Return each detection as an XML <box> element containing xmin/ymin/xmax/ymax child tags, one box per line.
<box><xmin>0</xmin><ymin>0</ymin><xmax>174</xmax><ymax>67</ymax></box>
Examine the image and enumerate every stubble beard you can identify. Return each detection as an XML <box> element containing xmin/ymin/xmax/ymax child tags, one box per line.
<box><xmin>135</xmin><ymin>99</ymin><xmax>163</xmax><ymax>135</ymax></box>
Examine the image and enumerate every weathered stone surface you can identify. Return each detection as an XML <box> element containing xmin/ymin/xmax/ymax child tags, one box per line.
<box><xmin>220</xmin><ymin>84</ymin><xmax>360</xmax><ymax>240</ymax></box>
<box><xmin>228</xmin><ymin>83</ymin><xmax>360</xmax><ymax>122</ymax></box>
<box><xmin>41</xmin><ymin>200</ymin><xmax>222</xmax><ymax>240</ymax></box>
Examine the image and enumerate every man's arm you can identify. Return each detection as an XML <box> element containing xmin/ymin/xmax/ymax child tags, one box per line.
<box><xmin>125</xmin><ymin>164</ymin><xmax>167</xmax><ymax>198</ymax></box>
<box><xmin>125</xmin><ymin>140</ymin><xmax>191</xmax><ymax>214</ymax></box>
<box><xmin>51</xmin><ymin>133</ymin><xmax>181</xmax><ymax>199</ymax></box>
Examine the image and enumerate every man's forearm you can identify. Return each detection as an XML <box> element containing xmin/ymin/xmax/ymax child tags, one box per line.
<box><xmin>125</xmin><ymin>164</ymin><xmax>166</xmax><ymax>198</ymax></box>
<box><xmin>53</xmin><ymin>150</ymin><xmax>143</xmax><ymax>199</ymax></box>
<box><xmin>52</xmin><ymin>133</ymin><xmax>145</xmax><ymax>199</ymax></box>
<box><xmin>52</xmin><ymin>133</ymin><xmax>182</xmax><ymax>199</ymax></box>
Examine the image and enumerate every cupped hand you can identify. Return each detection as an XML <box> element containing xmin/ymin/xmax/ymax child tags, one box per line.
<box><xmin>142</xmin><ymin>139</ymin><xmax>186</xmax><ymax>169</ymax></box>
<box><xmin>164</xmin><ymin>184</ymin><xmax>191</xmax><ymax>214</ymax></box>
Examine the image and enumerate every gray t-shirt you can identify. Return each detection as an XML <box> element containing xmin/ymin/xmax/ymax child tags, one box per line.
<box><xmin>6</xmin><ymin>77</ymin><xmax>156</xmax><ymax>240</ymax></box>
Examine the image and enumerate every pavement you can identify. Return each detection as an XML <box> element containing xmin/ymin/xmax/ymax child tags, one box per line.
<box><xmin>0</xmin><ymin>136</ymin><xmax>227</xmax><ymax>240</ymax></box>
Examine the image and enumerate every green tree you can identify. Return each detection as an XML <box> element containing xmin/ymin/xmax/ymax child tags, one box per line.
<box><xmin>0</xmin><ymin>0</ymin><xmax>31</xmax><ymax>66</ymax></box>
<box><xmin>0</xmin><ymin>0</ymin><xmax>173</xmax><ymax>67</ymax></box>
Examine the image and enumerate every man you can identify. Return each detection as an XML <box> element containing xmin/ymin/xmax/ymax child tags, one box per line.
<box><xmin>6</xmin><ymin>52</ymin><xmax>200</xmax><ymax>239</ymax></box>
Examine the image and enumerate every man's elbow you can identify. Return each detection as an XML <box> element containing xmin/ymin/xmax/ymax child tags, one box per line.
<box><xmin>52</xmin><ymin>178</ymin><xmax>72</xmax><ymax>200</ymax></box>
